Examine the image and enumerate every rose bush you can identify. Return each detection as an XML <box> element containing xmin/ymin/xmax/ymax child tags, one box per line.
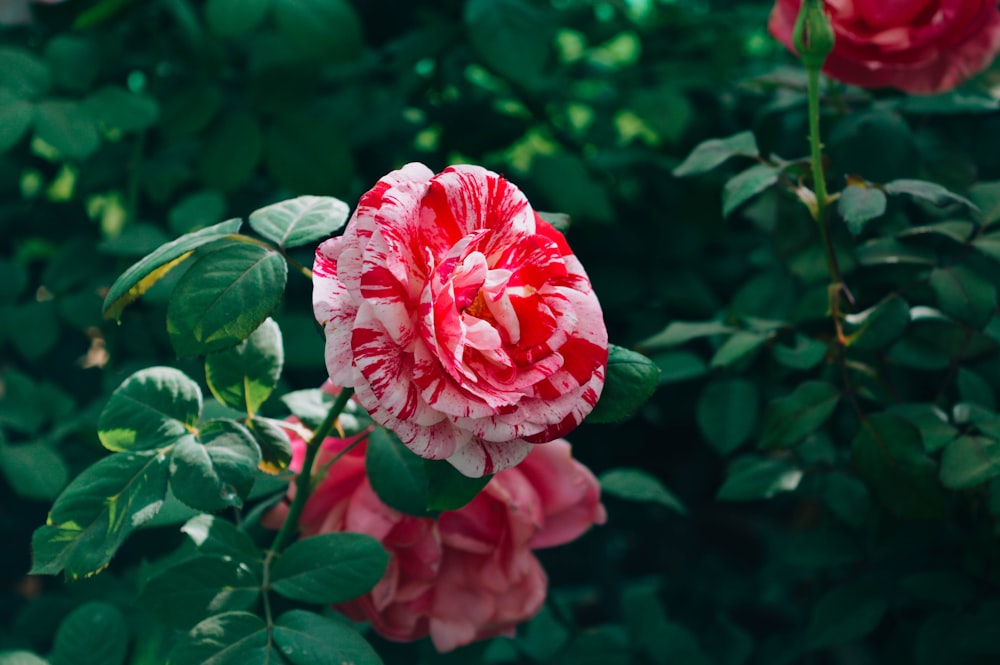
<box><xmin>314</xmin><ymin>163</ymin><xmax>608</xmax><ymax>477</ymax></box>
<box><xmin>264</xmin><ymin>426</ymin><xmax>606</xmax><ymax>652</ymax></box>
<box><xmin>769</xmin><ymin>0</ymin><xmax>1000</xmax><ymax>94</ymax></box>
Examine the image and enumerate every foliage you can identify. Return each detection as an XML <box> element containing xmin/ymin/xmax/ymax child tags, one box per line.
<box><xmin>3</xmin><ymin>0</ymin><xmax>1000</xmax><ymax>664</ymax></box>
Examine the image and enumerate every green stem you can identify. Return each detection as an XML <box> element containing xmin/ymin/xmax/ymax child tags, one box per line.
<box><xmin>269</xmin><ymin>387</ymin><xmax>355</xmax><ymax>554</ymax></box>
<box><xmin>806</xmin><ymin>67</ymin><xmax>853</xmax><ymax>310</ymax></box>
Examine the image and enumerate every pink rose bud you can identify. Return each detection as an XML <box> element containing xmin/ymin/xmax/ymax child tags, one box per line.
<box><xmin>770</xmin><ymin>0</ymin><xmax>1000</xmax><ymax>94</ymax></box>
<box><xmin>263</xmin><ymin>427</ymin><xmax>606</xmax><ymax>653</ymax></box>
<box><xmin>314</xmin><ymin>163</ymin><xmax>608</xmax><ymax>477</ymax></box>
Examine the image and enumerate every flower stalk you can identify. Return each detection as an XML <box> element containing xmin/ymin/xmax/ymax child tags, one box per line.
<box><xmin>269</xmin><ymin>387</ymin><xmax>355</xmax><ymax>554</ymax></box>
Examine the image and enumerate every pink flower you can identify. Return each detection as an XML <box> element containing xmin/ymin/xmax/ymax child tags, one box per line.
<box><xmin>313</xmin><ymin>163</ymin><xmax>608</xmax><ymax>477</ymax></box>
<box><xmin>264</xmin><ymin>431</ymin><xmax>606</xmax><ymax>653</ymax></box>
<box><xmin>769</xmin><ymin>0</ymin><xmax>1000</xmax><ymax>94</ymax></box>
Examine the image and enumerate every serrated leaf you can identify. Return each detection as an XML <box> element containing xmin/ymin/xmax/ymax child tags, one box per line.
<box><xmin>98</xmin><ymin>367</ymin><xmax>202</xmax><ymax>452</ymax></box>
<box><xmin>169</xmin><ymin>420</ymin><xmax>261</xmax><ymax>511</ymax></box>
<box><xmin>843</xmin><ymin>295</ymin><xmax>910</xmax><ymax>350</ymax></box>
<box><xmin>884</xmin><ymin>179</ymin><xmax>977</xmax><ymax>210</ymax></box>
<box><xmin>246</xmin><ymin>417</ymin><xmax>293</xmax><ymax>474</ymax></box>
<box><xmin>248</xmin><ymin>196</ymin><xmax>350</xmax><ymax>249</ymax></box>
<box><xmin>759</xmin><ymin>381</ymin><xmax>840</xmax><ymax>450</ymax></box>
<box><xmin>31</xmin><ymin>452</ymin><xmax>170</xmax><ymax>579</ymax></box>
<box><xmin>722</xmin><ymin>163</ymin><xmax>779</xmax><ymax>217</ymax></box>
<box><xmin>167</xmin><ymin>612</ymin><xmax>274</xmax><ymax>665</ymax></box>
<box><xmin>929</xmin><ymin>266</ymin><xmax>996</xmax><ymax>329</ymax></box>
<box><xmin>424</xmin><ymin>459</ymin><xmax>492</xmax><ymax>511</ymax></box>
<box><xmin>940</xmin><ymin>436</ymin><xmax>1000</xmax><ymax>489</ymax></box>
<box><xmin>672</xmin><ymin>131</ymin><xmax>758</xmax><ymax>177</ymax></box>
<box><xmin>805</xmin><ymin>582</ymin><xmax>887</xmax><ymax>649</ymax></box>
<box><xmin>181</xmin><ymin>514</ymin><xmax>260</xmax><ymax>563</ymax></box>
<box><xmin>851</xmin><ymin>413</ymin><xmax>948</xmax><ymax>519</ymax></box>
<box><xmin>139</xmin><ymin>556</ymin><xmax>260</xmax><ymax>629</ymax></box>
<box><xmin>103</xmin><ymin>219</ymin><xmax>243</xmax><ymax>320</ymax></box>
<box><xmin>50</xmin><ymin>602</ymin><xmax>128</xmax><ymax>665</ymax></box>
<box><xmin>365</xmin><ymin>427</ymin><xmax>429</xmax><ymax>517</ymax></box>
<box><xmin>205</xmin><ymin>318</ymin><xmax>282</xmax><ymax>416</ymax></box>
<box><xmin>273</xmin><ymin>610</ymin><xmax>383</xmax><ymax>665</ymax></box>
<box><xmin>696</xmin><ymin>379</ymin><xmax>758</xmax><ymax>456</ymax></box>
<box><xmin>638</xmin><ymin>320</ymin><xmax>734</xmax><ymax>351</ymax></box>
<box><xmin>586</xmin><ymin>345</ymin><xmax>658</xmax><ymax>424</ymax></box>
<box><xmin>716</xmin><ymin>456</ymin><xmax>802</xmax><ymax>501</ymax></box>
<box><xmin>838</xmin><ymin>184</ymin><xmax>887</xmax><ymax>234</ymax></box>
<box><xmin>167</xmin><ymin>242</ymin><xmax>287</xmax><ymax>357</ymax></box>
<box><xmin>270</xmin><ymin>533</ymin><xmax>388</xmax><ymax>604</ymax></box>
<box><xmin>599</xmin><ymin>468</ymin><xmax>686</xmax><ymax>513</ymax></box>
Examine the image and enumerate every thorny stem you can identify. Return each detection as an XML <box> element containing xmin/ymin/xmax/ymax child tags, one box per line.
<box><xmin>268</xmin><ymin>387</ymin><xmax>355</xmax><ymax>555</ymax></box>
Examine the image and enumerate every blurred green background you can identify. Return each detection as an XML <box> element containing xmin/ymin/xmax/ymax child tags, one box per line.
<box><xmin>4</xmin><ymin>0</ymin><xmax>1000</xmax><ymax>663</ymax></box>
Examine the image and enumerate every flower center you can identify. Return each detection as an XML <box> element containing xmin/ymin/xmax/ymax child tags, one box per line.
<box><xmin>465</xmin><ymin>289</ymin><xmax>494</xmax><ymax>323</ymax></box>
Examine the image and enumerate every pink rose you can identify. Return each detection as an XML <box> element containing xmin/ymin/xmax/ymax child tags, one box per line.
<box><xmin>314</xmin><ymin>163</ymin><xmax>608</xmax><ymax>477</ymax></box>
<box><xmin>769</xmin><ymin>0</ymin><xmax>1000</xmax><ymax>94</ymax></box>
<box><xmin>265</xmin><ymin>430</ymin><xmax>606</xmax><ymax>653</ymax></box>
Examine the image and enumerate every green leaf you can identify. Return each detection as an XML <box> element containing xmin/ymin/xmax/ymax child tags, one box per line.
<box><xmin>170</xmin><ymin>420</ymin><xmax>261</xmax><ymax>511</ymax></box>
<box><xmin>884</xmin><ymin>179</ymin><xmax>977</xmax><ymax>211</ymax></box>
<box><xmin>929</xmin><ymin>266</ymin><xmax>996</xmax><ymax>329</ymax></box>
<box><xmin>246</xmin><ymin>417</ymin><xmax>293</xmax><ymax>474</ymax></box>
<box><xmin>167</xmin><ymin>612</ymin><xmax>274</xmax><ymax>665</ymax></box>
<box><xmin>0</xmin><ymin>652</ymin><xmax>48</xmax><ymax>665</ymax></box>
<box><xmin>837</xmin><ymin>184</ymin><xmax>887</xmax><ymax>234</ymax></box>
<box><xmin>638</xmin><ymin>320</ymin><xmax>734</xmax><ymax>351</ymax></box>
<box><xmin>30</xmin><ymin>451</ymin><xmax>170</xmax><ymax>579</ymax></box>
<box><xmin>822</xmin><ymin>472</ymin><xmax>872</xmax><ymax>528</ymax></box>
<box><xmin>759</xmin><ymin>381</ymin><xmax>840</xmax><ymax>450</ymax></box>
<box><xmin>772</xmin><ymin>334</ymin><xmax>827</xmax><ymax>370</ymax></box>
<box><xmin>98</xmin><ymin>367</ymin><xmax>202</xmax><ymax>452</ymax></box>
<box><xmin>464</xmin><ymin>0</ymin><xmax>552</xmax><ymax>87</ymax></box>
<box><xmin>0</xmin><ymin>92</ymin><xmax>33</xmax><ymax>152</ymax></box>
<box><xmin>273</xmin><ymin>610</ymin><xmax>383</xmax><ymax>665</ymax></box>
<box><xmin>652</xmin><ymin>350</ymin><xmax>707</xmax><ymax>384</ymax></box>
<box><xmin>248</xmin><ymin>196</ymin><xmax>351</xmax><ymax>249</ymax></box>
<box><xmin>181</xmin><ymin>514</ymin><xmax>261</xmax><ymax>564</ymax></box>
<box><xmin>899</xmin><ymin>571</ymin><xmax>975</xmax><ymax>607</ymax></box>
<box><xmin>957</xmin><ymin>367</ymin><xmax>995</xmax><ymax>409</ymax></box>
<box><xmin>696</xmin><ymin>379</ymin><xmax>758</xmax><ymax>456</ymax></box>
<box><xmin>84</xmin><ymin>86</ymin><xmax>158</xmax><ymax>132</ymax></box>
<box><xmin>897</xmin><ymin>220</ymin><xmax>975</xmax><ymax>244</ymax></box>
<box><xmin>205</xmin><ymin>0</ymin><xmax>271</xmax><ymax>36</ymax></box>
<box><xmin>970</xmin><ymin>181</ymin><xmax>1000</xmax><ymax>226</ymax></box>
<box><xmin>280</xmin><ymin>388</ymin><xmax>335</xmax><ymax>429</ymax></box>
<box><xmin>940</xmin><ymin>436</ymin><xmax>1000</xmax><ymax>489</ymax></box>
<box><xmin>270</xmin><ymin>533</ymin><xmax>388</xmax><ymax>604</ymax></box>
<box><xmin>716</xmin><ymin>456</ymin><xmax>802</xmax><ymax>501</ymax></box>
<box><xmin>0</xmin><ymin>442</ymin><xmax>69</xmax><ymax>501</ymax></box>
<box><xmin>851</xmin><ymin>413</ymin><xmax>948</xmax><ymax>519</ymax></box>
<box><xmin>198</xmin><ymin>112</ymin><xmax>262</xmax><ymax>192</ymax></box>
<box><xmin>709</xmin><ymin>330</ymin><xmax>769</xmax><ymax>368</ymax></box>
<box><xmin>273</xmin><ymin>0</ymin><xmax>363</xmax><ymax>61</ymax></box>
<box><xmin>586</xmin><ymin>345</ymin><xmax>659</xmax><ymax>424</ymax></box>
<box><xmin>843</xmin><ymin>295</ymin><xmax>910</xmax><ymax>350</ymax></box>
<box><xmin>722</xmin><ymin>163</ymin><xmax>779</xmax><ymax>217</ymax></box>
<box><xmin>365</xmin><ymin>427</ymin><xmax>429</xmax><ymax>517</ymax></box>
<box><xmin>167</xmin><ymin>242</ymin><xmax>287</xmax><ymax>357</ymax></box>
<box><xmin>854</xmin><ymin>237</ymin><xmax>937</xmax><ymax>267</ymax></box>
<box><xmin>103</xmin><ymin>219</ymin><xmax>243</xmax><ymax>320</ymax></box>
<box><xmin>34</xmin><ymin>100</ymin><xmax>100</xmax><ymax>160</ymax></box>
<box><xmin>888</xmin><ymin>404</ymin><xmax>957</xmax><ymax>453</ymax></box>
<box><xmin>50</xmin><ymin>602</ymin><xmax>128</xmax><ymax>665</ymax></box>
<box><xmin>672</xmin><ymin>131</ymin><xmax>759</xmax><ymax>177</ymax></box>
<box><xmin>205</xmin><ymin>318</ymin><xmax>283</xmax><ymax>416</ymax></box>
<box><xmin>168</xmin><ymin>190</ymin><xmax>227</xmax><ymax>235</ymax></box>
<box><xmin>0</xmin><ymin>48</ymin><xmax>51</xmax><ymax>99</ymax></box>
<box><xmin>265</xmin><ymin>109</ymin><xmax>354</xmax><ymax>195</ymax></box>
<box><xmin>805</xmin><ymin>582</ymin><xmax>888</xmax><ymax>649</ymax></box>
<box><xmin>599</xmin><ymin>468</ymin><xmax>686</xmax><ymax>513</ymax></box>
<box><xmin>424</xmin><ymin>459</ymin><xmax>492</xmax><ymax>511</ymax></box>
<box><xmin>554</xmin><ymin>628</ymin><xmax>631</xmax><ymax>665</ymax></box>
<box><xmin>44</xmin><ymin>35</ymin><xmax>100</xmax><ymax>93</ymax></box>
<box><xmin>139</xmin><ymin>557</ymin><xmax>260</xmax><ymax>629</ymax></box>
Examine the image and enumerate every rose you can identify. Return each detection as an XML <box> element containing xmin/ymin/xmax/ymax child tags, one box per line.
<box><xmin>264</xmin><ymin>429</ymin><xmax>606</xmax><ymax>652</ymax></box>
<box><xmin>314</xmin><ymin>163</ymin><xmax>608</xmax><ymax>477</ymax></box>
<box><xmin>769</xmin><ymin>0</ymin><xmax>1000</xmax><ymax>94</ymax></box>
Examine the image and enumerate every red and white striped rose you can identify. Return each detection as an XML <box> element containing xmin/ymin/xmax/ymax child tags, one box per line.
<box><xmin>314</xmin><ymin>163</ymin><xmax>607</xmax><ymax>477</ymax></box>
